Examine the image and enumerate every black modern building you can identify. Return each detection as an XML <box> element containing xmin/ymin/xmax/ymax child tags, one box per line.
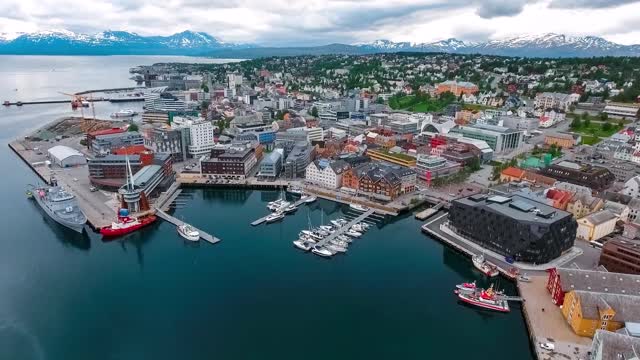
<box><xmin>449</xmin><ymin>194</ymin><xmax>577</xmax><ymax>264</ymax></box>
<box><xmin>538</xmin><ymin>161</ymin><xmax>615</xmax><ymax>192</ymax></box>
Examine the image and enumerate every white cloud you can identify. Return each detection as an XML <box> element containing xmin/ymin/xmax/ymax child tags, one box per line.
<box><xmin>0</xmin><ymin>0</ymin><xmax>639</xmax><ymax>45</ymax></box>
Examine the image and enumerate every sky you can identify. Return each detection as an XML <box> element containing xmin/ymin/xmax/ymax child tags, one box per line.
<box><xmin>1</xmin><ymin>0</ymin><xmax>640</xmax><ymax>46</ymax></box>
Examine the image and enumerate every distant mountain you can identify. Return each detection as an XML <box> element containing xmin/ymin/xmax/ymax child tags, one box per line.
<box><xmin>1</xmin><ymin>30</ymin><xmax>639</xmax><ymax>58</ymax></box>
<box><xmin>0</xmin><ymin>29</ymin><xmax>252</xmax><ymax>55</ymax></box>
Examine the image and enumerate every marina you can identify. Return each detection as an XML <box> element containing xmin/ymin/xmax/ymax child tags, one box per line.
<box><xmin>156</xmin><ymin>208</ymin><xmax>221</xmax><ymax>244</ymax></box>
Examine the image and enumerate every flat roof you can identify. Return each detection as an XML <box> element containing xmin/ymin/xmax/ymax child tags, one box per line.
<box><xmin>454</xmin><ymin>194</ymin><xmax>569</xmax><ymax>224</ymax></box>
<box><xmin>131</xmin><ymin>165</ymin><xmax>162</xmax><ymax>186</ymax></box>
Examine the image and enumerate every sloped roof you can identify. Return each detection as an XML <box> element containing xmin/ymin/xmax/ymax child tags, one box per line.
<box><xmin>502</xmin><ymin>166</ymin><xmax>525</xmax><ymax>179</ymax></box>
<box><xmin>558</xmin><ymin>266</ymin><xmax>640</xmax><ymax>296</ymax></box>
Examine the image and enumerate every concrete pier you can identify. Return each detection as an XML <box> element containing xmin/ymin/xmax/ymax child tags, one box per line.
<box><xmin>155</xmin><ymin>209</ymin><xmax>221</xmax><ymax>244</ymax></box>
<box><xmin>414</xmin><ymin>202</ymin><xmax>445</xmax><ymax>220</ymax></box>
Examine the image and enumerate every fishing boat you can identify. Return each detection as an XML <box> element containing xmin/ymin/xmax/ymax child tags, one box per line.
<box><xmin>349</xmin><ymin>203</ymin><xmax>369</xmax><ymax>212</ymax></box>
<box><xmin>312</xmin><ymin>246</ymin><xmax>333</xmax><ymax>258</ymax></box>
<box><xmin>472</xmin><ymin>253</ymin><xmax>499</xmax><ymax>277</ymax></box>
<box><xmin>265</xmin><ymin>212</ymin><xmax>285</xmax><ymax>223</ymax></box>
<box><xmin>455</xmin><ymin>285</ymin><xmax>510</xmax><ymax>313</ymax></box>
<box><xmin>177</xmin><ymin>223</ymin><xmax>200</xmax><ymax>241</ymax></box>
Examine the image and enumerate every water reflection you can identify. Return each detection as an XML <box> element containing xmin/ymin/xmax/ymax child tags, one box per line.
<box><xmin>38</xmin><ymin>213</ymin><xmax>91</xmax><ymax>250</ymax></box>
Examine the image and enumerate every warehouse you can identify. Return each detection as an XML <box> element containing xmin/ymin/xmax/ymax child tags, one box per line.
<box><xmin>47</xmin><ymin>145</ymin><xmax>87</xmax><ymax>167</ymax></box>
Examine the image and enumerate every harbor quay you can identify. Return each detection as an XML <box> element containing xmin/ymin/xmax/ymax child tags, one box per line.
<box><xmin>421</xmin><ymin>212</ymin><xmax>600</xmax><ymax>360</ymax></box>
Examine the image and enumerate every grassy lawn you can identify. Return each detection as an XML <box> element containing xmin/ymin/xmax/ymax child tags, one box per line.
<box><xmin>572</xmin><ymin>123</ymin><xmax>623</xmax><ymax>138</ymax></box>
<box><xmin>388</xmin><ymin>94</ymin><xmax>453</xmax><ymax>112</ymax></box>
<box><xmin>581</xmin><ymin>135</ymin><xmax>601</xmax><ymax>145</ymax></box>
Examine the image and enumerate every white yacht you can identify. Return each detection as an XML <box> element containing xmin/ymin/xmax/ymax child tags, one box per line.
<box><xmin>302</xmin><ymin>194</ymin><xmax>317</xmax><ymax>203</ymax></box>
<box><xmin>265</xmin><ymin>212</ymin><xmax>285</xmax><ymax>223</ymax></box>
<box><xmin>293</xmin><ymin>240</ymin><xmax>312</xmax><ymax>251</ymax></box>
<box><xmin>312</xmin><ymin>246</ymin><xmax>333</xmax><ymax>258</ymax></box>
<box><xmin>282</xmin><ymin>204</ymin><xmax>298</xmax><ymax>214</ymax></box>
<box><xmin>337</xmin><ymin>235</ymin><xmax>352</xmax><ymax>243</ymax></box>
<box><xmin>177</xmin><ymin>223</ymin><xmax>200</xmax><ymax>241</ymax></box>
<box><xmin>300</xmin><ymin>230</ymin><xmax>323</xmax><ymax>241</ymax></box>
<box><xmin>287</xmin><ymin>186</ymin><xmax>304</xmax><ymax>196</ymax></box>
<box><xmin>345</xmin><ymin>230</ymin><xmax>362</xmax><ymax>238</ymax></box>
<box><xmin>349</xmin><ymin>203</ymin><xmax>369</xmax><ymax>212</ymax></box>
<box><xmin>327</xmin><ymin>244</ymin><xmax>347</xmax><ymax>253</ymax></box>
<box><xmin>319</xmin><ymin>225</ymin><xmax>333</xmax><ymax>232</ymax></box>
<box><xmin>110</xmin><ymin>109</ymin><xmax>137</xmax><ymax>118</ymax></box>
<box><xmin>330</xmin><ymin>239</ymin><xmax>349</xmax><ymax>248</ymax></box>
<box><xmin>330</xmin><ymin>219</ymin><xmax>347</xmax><ymax>227</ymax></box>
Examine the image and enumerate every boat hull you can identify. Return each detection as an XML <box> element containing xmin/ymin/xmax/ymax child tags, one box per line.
<box><xmin>100</xmin><ymin>216</ymin><xmax>156</xmax><ymax>237</ymax></box>
<box><xmin>457</xmin><ymin>293</ymin><xmax>510</xmax><ymax>312</ymax></box>
<box><xmin>31</xmin><ymin>190</ymin><xmax>86</xmax><ymax>233</ymax></box>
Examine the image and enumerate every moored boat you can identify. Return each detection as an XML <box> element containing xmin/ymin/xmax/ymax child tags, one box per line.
<box><xmin>302</xmin><ymin>194</ymin><xmax>317</xmax><ymax>203</ymax></box>
<box><xmin>456</xmin><ymin>285</ymin><xmax>510</xmax><ymax>312</ymax></box>
<box><xmin>100</xmin><ymin>209</ymin><xmax>156</xmax><ymax>237</ymax></box>
<box><xmin>349</xmin><ymin>203</ymin><xmax>369</xmax><ymax>212</ymax></box>
<box><xmin>30</xmin><ymin>180</ymin><xmax>87</xmax><ymax>233</ymax></box>
<box><xmin>177</xmin><ymin>223</ymin><xmax>200</xmax><ymax>241</ymax></box>
<box><xmin>265</xmin><ymin>212</ymin><xmax>285</xmax><ymax>223</ymax></box>
<box><xmin>455</xmin><ymin>281</ymin><xmax>477</xmax><ymax>293</ymax></box>
<box><xmin>312</xmin><ymin>246</ymin><xmax>333</xmax><ymax>258</ymax></box>
<box><xmin>472</xmin><ymin>253</ymin><xmax>499</xmax><ymax>277</ymax></box>
<box><xmin>293</xmin><ymin>240</ymin><xmax>312</xmax><ymax>251</ymax></box>
<box><xmin>110</xmin><ymin>109</ymin><xmax>138</xmax><ymax>118</ymax></box>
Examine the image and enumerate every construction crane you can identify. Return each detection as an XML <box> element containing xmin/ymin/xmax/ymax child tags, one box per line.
<box><xmin>58</xmin><ymin>92</ymin><xmax>97</xmax><ymax>133</ymax></box>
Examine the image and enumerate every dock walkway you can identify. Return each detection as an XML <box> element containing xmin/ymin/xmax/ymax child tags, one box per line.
<box><xmin>155</xmin><ymin>208</ymin><xmax>221</xmax><ymax>244</ymax></box>
<box><xmin>415</xmin><ymin>202</ymin><xmax>445</xmax><ymax>220</ymax></box>
<box><xmin>315</xmin><ymin>209</ymin><xmax>375</xmax><ymax>248</ymax></box>
<box><xmin>250</xmin><ymin>197</ymin><xmax>309</xmax><ymax>226</ymax></box>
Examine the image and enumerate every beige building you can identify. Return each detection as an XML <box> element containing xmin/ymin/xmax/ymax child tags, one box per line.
<box><xmin>566</xmin><ymin>193</ymin><xmax>604</xmax><ymax>219</ymax></box>
<box><xmin>577</xmin><ymin>210</ymin><xmax>618</xmax><ymax>242</ymax></box>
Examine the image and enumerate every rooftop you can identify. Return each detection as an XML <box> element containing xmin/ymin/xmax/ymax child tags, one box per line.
<box><xmin>454</xmin><ymin>193</ymin><xmax>572</xmax><ymax>224</ymax></box>
<box><xmin>557</xmin><ymin>265</ymin><xmax>640</xmax><ymax>296</ymax></box>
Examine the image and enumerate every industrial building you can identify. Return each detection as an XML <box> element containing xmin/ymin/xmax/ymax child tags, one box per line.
<box><xmin>47</xmin><ymin>146</ymin><xmax>87</xmax><ymax>168</ymax></box>
<box><xmin>449</xmin><ymin>124</ymin><xmax>523</xmax><ymax>153</ymax></box>
<box><xmin>449</xmin><ymin>194</ymin><xmax>577</xmax><ymax>264</ymax></box>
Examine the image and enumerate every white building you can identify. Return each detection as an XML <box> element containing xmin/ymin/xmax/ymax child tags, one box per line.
<box><xmin>227</xmin><ymin>73</ymin><xmax>243</xmax><ymax>89</ymax></box>
<box><xmin>538</xmin><ymin>110</ymin><xmax>566</xmax><ymax>128</ymax></box>
<box><xmin>576</xmin><ymin>210</ymin><xmax>618</xmax><ymax>242</ymax></box>
<box><xmin>47</xmin><ymin>145</ymin><xmax>87</xmax><ymax>167</ymax></box>
<box><xmin>603</xmin><ymin>103</ymin><xmax>640</xmax><ymax>118</ymax></box>
<box><xmin>534</xmin><ymin>92</ymin><xmax>571</xmax><ymax>111</ymax></box>
<box><xmin>172</xmin><ymin>116</ymin><xmax>215</xmax><ymax>157</ymax></box>
<box><xmin>305</xmin><ymin>159</ymin><xmax>350</xmax><ymax>189</ymax></box>
<box><xmin>286</xmin><ymin>126</ymin><xmax>324</xmax><ymax>142</ymax></box>
<box><xmin>622</xmin><ymin>176</ymin><xmax>640</xmax><ymax>198</ymax></box>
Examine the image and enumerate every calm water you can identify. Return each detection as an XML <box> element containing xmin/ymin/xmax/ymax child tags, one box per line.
<box><xmin>0</xmin><ymin>56</ymin><xmax>534</xmax><ymax>360</ymax></box>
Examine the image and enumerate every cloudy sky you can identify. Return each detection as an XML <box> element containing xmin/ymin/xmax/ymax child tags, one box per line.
<box><xmin>1</xmin><ymin>0</ymin><xmax>640</xmax><ymax>45</ymax></box>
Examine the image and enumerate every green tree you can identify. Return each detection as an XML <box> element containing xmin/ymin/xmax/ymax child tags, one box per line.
<box><xmin>599</xmin><ymin>112</ymin><xmax>608</xmax><ymax>121</ymax></box>
<box><xmin>584</xmin><ymin>117</ymin><xmax>591</xmax><ymax>128</ymax></box>
<box><xmin>201</xmin><ymin>84</ymin><xmax>209</xmax><ymax>93</ymax></box>
<box><xmin>570</xmin><ymin>117</ymin><xmax>582</xmax><ymax>129</ymax></box>
<box><xmin>128</xmin><ymin>123</ymin><xmax>138</xmax><ymax>132</ymax></box>
<box><xmin>311</xmin><ymin>106</ymin><xmax>318</xmax><ymax>117</ymax></box>
<box><xmin>602</xmin><ymin>122</ymin><xmax>612</xmax><ymax>132</ymax></box>
<box><xmin>581</xmin><ymin>112</ymin><xmax>589</xmax><ymax>120</ymax></box>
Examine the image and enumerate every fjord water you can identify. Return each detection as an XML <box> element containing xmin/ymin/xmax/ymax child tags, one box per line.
<box><xmin>0</xmin><ymin>56</ymin><xmax>533</xmax><ymax>360</ymax></box>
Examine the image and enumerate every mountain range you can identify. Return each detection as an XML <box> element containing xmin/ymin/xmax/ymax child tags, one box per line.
<box><xmin>1</xmin><ymin>30</ymin><xmax>639</xmax><ymax>58</ymax></box>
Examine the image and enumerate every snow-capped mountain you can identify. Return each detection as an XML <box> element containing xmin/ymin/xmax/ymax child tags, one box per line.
<box><xmin>356</xmin><ymin>33</ymin><xmax>640</xmax><ymax>57</ymax></box>
<box><xmin>0</xmin><ymin>29</ymin><xmax>252</xmax><ymax>55</ymax></box>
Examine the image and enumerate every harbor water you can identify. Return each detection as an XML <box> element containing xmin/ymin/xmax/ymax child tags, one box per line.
<box><xmin>0</xmin><ymin>56</ymin><xmax>534</xmax><ymax>360</ymax></box>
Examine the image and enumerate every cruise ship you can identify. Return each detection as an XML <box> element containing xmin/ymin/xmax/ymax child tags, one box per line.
<box><xmin>29</xmin><ymin>180</ymin><xmax>87</xmax><ymax>233</ymax></box>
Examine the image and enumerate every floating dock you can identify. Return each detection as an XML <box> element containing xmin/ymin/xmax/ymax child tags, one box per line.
<box><xmin>313</xmin><ymin>209</ymin><xmax>375</xmax><ymax>248</ymax></box>
<box><xmin>155</xmin><ymin>208</ymin><xmax>221</xmax><ymax>244</ymax></box>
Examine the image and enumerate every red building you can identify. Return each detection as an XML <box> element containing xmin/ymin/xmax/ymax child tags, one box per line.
<box><xmin>546</xmin><ymin>265</ymin><xmax>635</xmax><ymax>306</ymax></box>
<box><xmin>546</xmin><ymin>267</ymin><xmax>565</xmax><ymax>305</ymax></box>
<box><xmin>86</xmin><ymin>127</ymin><xmax>125</xmax><ymax>148</ymax></box>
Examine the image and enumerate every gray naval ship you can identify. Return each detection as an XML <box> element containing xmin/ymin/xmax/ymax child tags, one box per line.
<box><xmin>29</xmin><ymin>178</ymin><xmax>87</xmax><ymax>233</ymax></box>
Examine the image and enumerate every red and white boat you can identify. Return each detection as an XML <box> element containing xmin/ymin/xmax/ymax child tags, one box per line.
<box><xmin>455</xmin><ymin>281</ymin><xmax>477</xmax><ymax>293</ymax></box>
<box><xmin>472</xmin><ymin>253</ymin><xmax>499</xmax><ymax>277</ymax></box>
<box><xmin>100</xmin><ymin>209</ymin><xmax>156</xmax><ymax>238</ymax></box>
<box><xmin>456</xmin><ymin>285</ymin><xmax>510</xmax><ymax>313</ymax></box>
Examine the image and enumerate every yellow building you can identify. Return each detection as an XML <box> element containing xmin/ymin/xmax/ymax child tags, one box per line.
<box><xmin>366</xmin><ymin>149</ymin><xmax>416</xmax><ymax>167</ymax></box>
<box><xmin>561</xmin><ymin>290</ymin><xmax>639</xmax><ymax>338</ymax></box>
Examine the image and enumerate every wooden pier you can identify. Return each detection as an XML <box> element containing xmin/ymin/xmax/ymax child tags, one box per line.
<box><xmin>415</xmin><ymin>202</ymin><xmax>445</xmax><ymax>220</ymax></box>
<box><xmin>314</xmin><ymin>209</ymin><xmax>375</xmax><ymax>248</ymax></box>
<box><xmin>155</xmin><ymin>208</ymin><xmax>221</xmax><ymax>244</ymax></box>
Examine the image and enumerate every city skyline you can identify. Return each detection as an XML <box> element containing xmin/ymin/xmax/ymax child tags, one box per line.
<box><xmin>1</xmin><ymin>0</ymin><xmax>640</xmax><ymax>46</ymax></box>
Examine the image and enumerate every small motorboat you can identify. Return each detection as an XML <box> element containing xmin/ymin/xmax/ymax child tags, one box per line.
<box><xmin>312</xmin><ymin>246</ymin><xmax>333</xmax><ymax>258</ymax></box>
<box><xmin>327</xmin><ymin>244</ymin><xmax>347</xmax><ymax>253</ymax></box>
<box><xmin>518</xmin><ymin>273</ymin><xmax>531</xmax><ymax>282</ymax></box>
<box><xmin>177</xmin><ymin>223</ymin><xmax>200</xmax><ymax>241</ymax></box>
<box><xmin>111</xmin><ymin>109</ymin><xmax>138</xmax><ymax>118</ymax></box>
<box><xmin>455</xmin><ymin>281</ymin><xmax>477</xmax><ymax>292</ymax></box>
<box><xmin>265</xmin><ymin>212</ymin><xmax>285</xmax><ymax>223</ymax></box>
<box><xmin>345</xmin><ymin>230</ymin><xmax>362</xmax><ymax>238</ymax></box>
<box><xmin>302</xmin><ymin>195</ymin><xmax>317</xmax><ymax>203</ymax></box>
<box><xmin>293</xmin><ymin>240</ymin><xmax>312</xmax><ymax>251</ymax></box>
<box><xmin>349</xmin><ymin>203</ymin><xmax>369</xmax><ymax>212</ymax></box>
<box><xmin>282</xmin><ymin>204</ymin><xmax>298</xmax><ymax>214</ymax></box>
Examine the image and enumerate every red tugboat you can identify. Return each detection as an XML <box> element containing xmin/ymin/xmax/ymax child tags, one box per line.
<box><xmin>100</xmin><ymin>208</ymin><xmax>156</xmax><ymax>237</ymax></box>
<box><xmin>455</xmin><ymin>284</ymin><xmax>510</xmax><ymax>313</ymax></box>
